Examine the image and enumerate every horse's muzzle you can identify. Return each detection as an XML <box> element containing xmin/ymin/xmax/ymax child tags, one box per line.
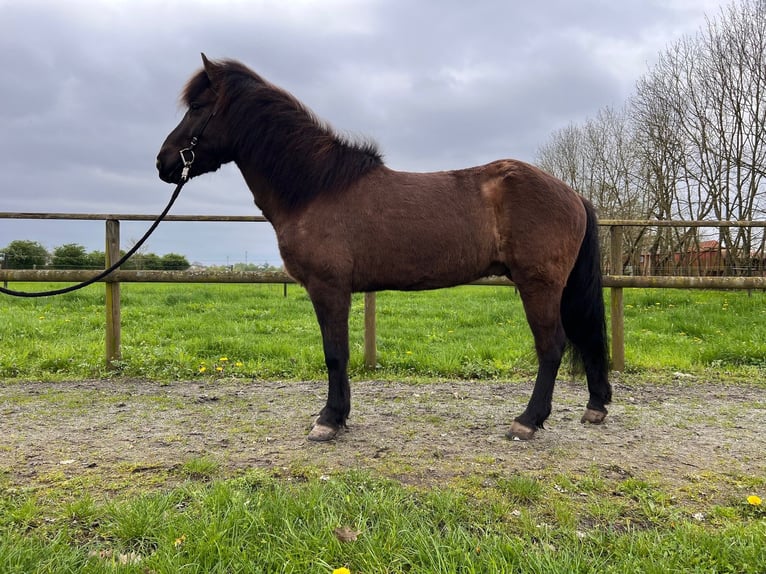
<box><xmin>156</xmin><ymin>156</ymin><xmax>181</xmax><ymax>184</ymax></box>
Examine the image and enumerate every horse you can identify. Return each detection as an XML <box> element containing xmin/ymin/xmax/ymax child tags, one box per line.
<box><xmin>156</xmin><ymin>54</ymin><xmax>612</xmax><ymax>442</ymax></box>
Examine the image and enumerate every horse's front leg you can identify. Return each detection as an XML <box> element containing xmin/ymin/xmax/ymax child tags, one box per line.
<box><xmin>306</xmin><ymin>286</ymin><xmax>351</xmax><ymax>442</ymax></box>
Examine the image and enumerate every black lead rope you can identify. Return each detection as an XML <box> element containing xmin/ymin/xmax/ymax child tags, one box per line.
<box><xmin>0</xmin><ymin>179</ymin><xmax>185</xmax><ymax>298</ymax></box>
<box><xmin>0</xmin><ymin>107</ymin><xmax>215</xmax><ymax>298</ymax></box>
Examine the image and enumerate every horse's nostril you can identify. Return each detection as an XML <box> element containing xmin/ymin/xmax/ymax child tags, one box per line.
<box><xmin>156</xmin><ymin>158</ymin><xmax>162</xmax><ymax>171</ymax></box>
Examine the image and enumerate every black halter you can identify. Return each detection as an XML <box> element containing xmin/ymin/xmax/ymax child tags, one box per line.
<box><xmin>179</xmin><ymin>108</ymin><xmax>216</xmax><ymax>181</ymax></box>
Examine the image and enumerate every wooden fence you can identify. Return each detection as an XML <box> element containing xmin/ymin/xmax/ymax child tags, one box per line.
<box><xmin>2</xmin><ymin>212</ymin><xmax>766</xmax><ymax>373</ymax></box>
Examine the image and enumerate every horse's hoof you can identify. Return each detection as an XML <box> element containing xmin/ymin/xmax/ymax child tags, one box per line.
<box><xmin>307</xmin><ymin>421</ymin><xmax>339</xmax><ymax>442</ymax></box>
<box><xmin>581</xmin><ymin>407</ymin><xmax>608</xmax><ymax>425</ymax></box>
<box><xmin>506</xmin><ymin>420</ymin><xmax>536</xmax><ymax>440</ymax></box>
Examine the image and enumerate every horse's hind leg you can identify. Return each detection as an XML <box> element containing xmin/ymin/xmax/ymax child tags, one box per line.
<box><xmin>507</xmin><ymin>282</ymin><xmax>567</xmax><ymax>440</ymax></box>
<box><xmin>306</xmin><ymin>286</ymin><xmax>352</xmax><ymax>442</ymax></box>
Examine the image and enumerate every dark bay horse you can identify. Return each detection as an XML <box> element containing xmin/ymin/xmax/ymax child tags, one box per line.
<box><xmin>156</xmin><ymin>54</ymin><xmax>611</xmax><ymax>441</ymax></box>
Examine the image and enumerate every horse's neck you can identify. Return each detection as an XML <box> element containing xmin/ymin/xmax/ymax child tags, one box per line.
<box><xmin>236</xmin><ymin>161</ymin><xmax>285</xmax><ymax>224</ymax></box>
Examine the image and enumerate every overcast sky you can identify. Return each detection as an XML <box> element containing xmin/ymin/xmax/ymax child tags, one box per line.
<box><xmin>0</xmin><ymin>0</ymin><xmax>728</xmax><ymax>266</ymax></box>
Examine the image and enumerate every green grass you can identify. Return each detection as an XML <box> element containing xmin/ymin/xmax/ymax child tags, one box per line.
<box><xmin>179</xmin><ymin>457</ymin><xmax>221</xmax><ymax>481</ymax></box>
<box><xmin>1</xmin><ymin>468</ymin><xmax>764</xmax><ymax>573</ymax></box>
<box><xmin>1</xmin><ymin>283</ymin><xmax>765</xmax><ymax>381</ymax></box>
<box><xmin>622</xmin><ymin>289</ymin><xmax>766</xmax><ymax>373</ymax></box>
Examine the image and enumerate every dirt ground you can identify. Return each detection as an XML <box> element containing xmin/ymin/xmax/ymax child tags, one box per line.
<box><xmin>1</xmin><ymin>375</ymin><xmax>764</xmax><ymax>494</ymax></box>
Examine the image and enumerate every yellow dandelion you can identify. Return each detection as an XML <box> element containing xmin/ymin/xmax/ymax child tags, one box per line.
<box><xmin>219</xmin><ymin>356</ymin><xmax>228</xmax><ymax>362</ymax></box>
<box><xmin>405</xmin><ymin>351</ymin><xmax>413</xmax><ymax>355</ymax></box>
<box><xmin>198</xmin><ymin>366</ymin><xmax>207</xmax><ymax>373</ymax></box>
<box><xmin>332</xmin><ymin>568</ymin><xmax>351</xmax><ymax>574</ymax></box>
<box><xmin>174</xmin><ymin>534</ymin><xmax>186</xmax><ymax>547</ymax></box>
<box><xmin>235</xmin><ymin>361</ymin><xmax>244</xmax><ymax>367</ymax></box>
<box><xmin>747</xmin><ymin>495</ymin><xmax>762</xmax><ymax>506</ymax></box>
<box><xmin>216</xmin><ymin>366</ymin><xmax>224</xmax><ymax>372</ymax></box>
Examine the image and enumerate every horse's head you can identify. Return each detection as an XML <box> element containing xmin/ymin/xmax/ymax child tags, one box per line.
<box><xmin>156</xmin><ymin>54</ymin><xmax>231</xmax><ymax>184</ymax></box>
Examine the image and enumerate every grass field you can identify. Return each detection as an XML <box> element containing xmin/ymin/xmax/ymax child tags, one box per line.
<box><xmin>1</xmin><ymin>283</ymin><xmax>765</xmax><ymax>572</ymax></box>
<box><xmin>0</xmin><ymin>282</ymin><xmax>765</xmax><ymax>381</ymax></box>
<box><xmin>1</xmin><ymin>468</ymin><xmax>764</xmax><ymax>573</ymax></box>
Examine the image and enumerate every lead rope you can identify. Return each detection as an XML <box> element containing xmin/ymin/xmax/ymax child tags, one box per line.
<box><xmin>0</xmin><ymin>103</ymin><xmax>216</xmax><ymax>298</ymax></box>
<box><xmin>0</xmin><ymin>150</ymin><xmax>193</xmax><ymax>298</ymax></box>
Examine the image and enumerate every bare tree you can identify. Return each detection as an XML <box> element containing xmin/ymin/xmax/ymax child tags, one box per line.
<box><xmin>536</xmin><ymin>123</ymin><xmax>586</xmax><ymax>191</ymax></box>
<box><xmin>537</xmin><ymin>106</ymin><xmax>651</xmax><ymax>272</ymax></box>
<box><xmin>633</xmin><ymin>0</ymin><xmax>766</xmax><ymax>274</ymax></box>
<box><xmin>539</xmin><ymin>0</ymin><xmax>766</xmax><ymax>276</ymax></box>
<box><xmin>703</xmin><ymin>0</ymin><xmax>766</xmax><ymax>271</ymax></box>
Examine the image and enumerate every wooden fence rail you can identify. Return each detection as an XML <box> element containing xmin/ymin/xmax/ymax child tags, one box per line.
<box><xmin>2</xmin><ymin>213</ymin><xmax>766</xmax><ymax>373</ymax></box>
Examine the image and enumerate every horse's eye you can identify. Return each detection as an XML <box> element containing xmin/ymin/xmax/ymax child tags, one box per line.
<box><xmin>190</xmin><ymin>102</ymin><xmax>202</xmax><ymax>111</ymax></box>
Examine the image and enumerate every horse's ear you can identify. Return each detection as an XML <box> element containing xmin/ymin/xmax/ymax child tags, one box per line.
<box><xmin>201</xmin><ymin>53</ymin><xmax>219</xmax><ymax>89</ymax></box>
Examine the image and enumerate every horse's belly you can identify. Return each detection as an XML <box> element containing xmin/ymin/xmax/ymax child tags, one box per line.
<box><xmin>351</xmin><ymin>234</ymin><xmax>498</xmax><ymax>292</ymax></box>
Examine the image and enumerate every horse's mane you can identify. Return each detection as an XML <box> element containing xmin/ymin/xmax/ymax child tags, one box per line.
<box><xmin>182</xmin><ymin>59</ymin><xmax>384</xmax><ymax>209</ymax></box>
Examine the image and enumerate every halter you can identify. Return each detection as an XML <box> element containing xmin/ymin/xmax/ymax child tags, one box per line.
<box><xmin>178</xmin><ymin>108</ymin><xmax>216</xmax><ymax>181</ymax></box>
<box><xmin>0</xmin><ymin>109</ymin><xmax>217</xmax><ymax>298</ymax></box>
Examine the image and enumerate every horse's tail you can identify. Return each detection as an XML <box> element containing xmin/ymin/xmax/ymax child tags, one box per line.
<box><xmin>560</xmin><ymin>197</ymin><xmax>611</xmax><ymax>405</ymax></box>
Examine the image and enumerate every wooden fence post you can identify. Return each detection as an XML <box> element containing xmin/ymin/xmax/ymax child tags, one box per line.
<box><xmin>609</xmin><ymin>225</ymin><xmax>625</xmax><ymax>372</ymax></box>
<box><xmin>364</xmin><ymin>292</ymin><xmax>377</xmax><ymax>369</ymax></box>
<box><xmin>105</xmin><ymin>219</ymin><xmax>121</xmax><ymax>370</ymax></box>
